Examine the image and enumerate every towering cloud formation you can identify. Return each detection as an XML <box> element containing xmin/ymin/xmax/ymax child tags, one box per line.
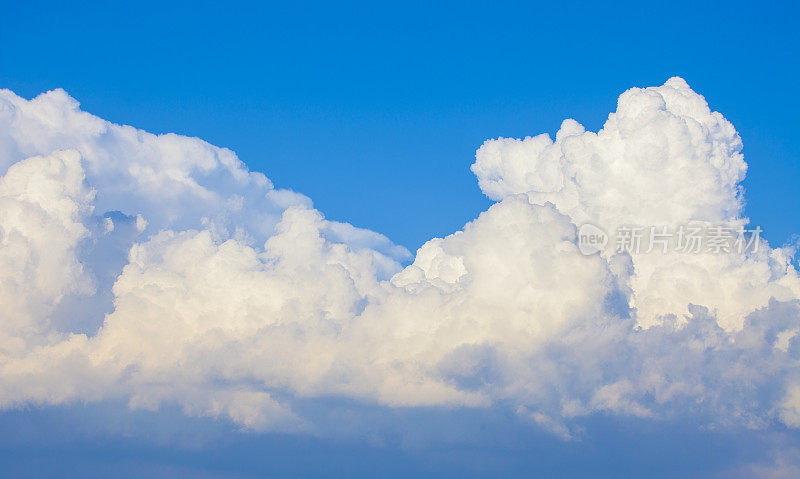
<box><xmin>0</xmin><ymin>79</ymin><xmax>798</xmax><ymax>438</ymax></box>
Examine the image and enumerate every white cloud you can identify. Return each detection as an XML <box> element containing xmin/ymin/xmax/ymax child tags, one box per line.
<box><xmin>0</xmin><ymin>79</ymin><xmax>798</xmax><ymax>439</ymax></box>
<box><xmin>0</xmin><ymin>150</ymin><xmax>94</xmax><ymax>351</ymax></box>
<box><xmin>473</xmin><ymin>77</ymin><xmax>800</xmax><ymax>330</ymax></box>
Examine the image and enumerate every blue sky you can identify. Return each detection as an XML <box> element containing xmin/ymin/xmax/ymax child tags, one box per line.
<box><xmin>2</xmin><ymin>0</ymin><xmax>798</xmax><ymax>249</ymax></box>
<box><xmin>1</xmin><ymin>1</ymin><xmax>800</xmax><ymax>478</ymax></box>
<box><xmin>1</xmin><ymin>401</ymin><xmax>792</xmax><ymax>478</ymax></box>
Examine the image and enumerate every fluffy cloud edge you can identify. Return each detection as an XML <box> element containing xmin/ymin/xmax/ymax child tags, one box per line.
<box><xmin>0</xmin><ymin>79</ymin><xmax>798</xmax><ymax>439</ymax></box>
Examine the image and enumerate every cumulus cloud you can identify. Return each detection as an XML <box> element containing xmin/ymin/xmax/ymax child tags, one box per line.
<box><xmin>0</xmin><ymin>79</ymin><xmax>798</xmax><ymax>439</ymax></box>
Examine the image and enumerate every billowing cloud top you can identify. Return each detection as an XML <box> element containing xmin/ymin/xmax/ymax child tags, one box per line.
<box><xmin>0</xmin><ymin>79</ymin><xmax>799</xmax><ymax>439</ymax></box>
